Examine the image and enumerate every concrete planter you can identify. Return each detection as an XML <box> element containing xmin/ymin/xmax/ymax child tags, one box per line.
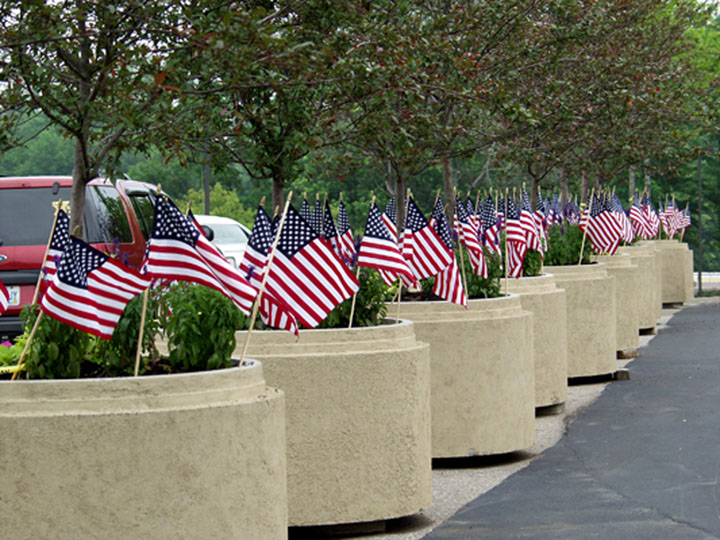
<box><xmin>644</xmin><ymin>239</ymin><xmax>694</xmax><ymax>305</ymax></box>
<box><xmin>591</xmin><ymin>253</ymin><xmax>640</xmax><ymax>355</ymax></box>
<box><xmin>544</xmin><ymin>263</ymin><xmax>617</xmax><ymax>378</ymax></box>
<box><xmin>617</xmin><ymin>244</ymin><xmax>661</xmax><ymax>330</ymax></box>
<box><xmin>506</xmin><ymin>274</ymin><xmax>568</xmax><ymax>408</ymax></box>
<box><xmin>398</xmin><ymin>295</ymin><xmax>535</xmax><ymax>458</ymax></box>
<box><xmin>234</xmin><ymin>320</ymin><xmax>431</xmax><ymax>527</ymax></box>
<box><xmin>0</xmin><ymin>362</ymin><xmax>287</xmax><ymax>540</ymax></box>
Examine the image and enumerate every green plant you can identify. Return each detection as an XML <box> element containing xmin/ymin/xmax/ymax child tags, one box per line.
<box><xmin>544</xmin><ymin>225</ymin><xmax>592</xmax><ymax>266</ymax></box>
<box><xmin>161</xmin><ymin>283</ymin><xmax>242</xmax><ymax>371</ymax></box>
<box><xmin>522</xmin><ymin>250</ymin><xmax>543</xmax><ymax>277</ymax></box>
<box><xmin>20</xmin><ymin>305</ymin><xmax>96</xmax><ymax>379</ymax></box>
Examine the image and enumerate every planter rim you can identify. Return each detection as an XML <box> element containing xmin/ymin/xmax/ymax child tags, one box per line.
<box><xmin>399</xmin><ymin>292</ymin><xmax>518</xmax><ymax>305</ymax></box>
<box><xmin>1</xmin><ymin>359</ymin><xmax>259</xmax><ymax>388</ymax></box>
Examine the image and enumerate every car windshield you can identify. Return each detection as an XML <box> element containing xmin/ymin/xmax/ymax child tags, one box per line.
<box><xmin>210</xmin><ymin>224</ymin><xmax>249</xmax><ymax>245</ymax></box>
<box><xmin>0</xmin><ymin>186</ymin><xmax>73</xmax><ymax>246</ymax></box>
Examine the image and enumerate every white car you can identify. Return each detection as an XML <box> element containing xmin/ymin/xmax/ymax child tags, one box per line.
<box><xmin>193</xmin><ymin>214</ymin><xmax>251</xmax><ymax>268</ymax></box>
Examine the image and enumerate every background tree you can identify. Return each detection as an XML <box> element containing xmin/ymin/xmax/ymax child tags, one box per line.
<box><xmin>0</xmin><ymin>1</ymin><xmax>181</xmax><ymax>230</ymax></box>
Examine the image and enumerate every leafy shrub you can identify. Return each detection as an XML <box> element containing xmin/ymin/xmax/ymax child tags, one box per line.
<box><xmin>161</xmin><ymin>283</ymin><xmax>242</xmax><ymax>371</ymax></box>
<box><xmin>522</xmin><ymin>250</ymin><xmax>543</xmax><ymax>277</ymax></box>
<box><xmin>544</xmin><ymin>224</ymin><xmax>591</xmax><ymax>266</ymax></box>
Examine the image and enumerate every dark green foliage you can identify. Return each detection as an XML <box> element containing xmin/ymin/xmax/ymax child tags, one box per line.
<box><xmin>21</xmin><ymin>305</ymin><xmax>94</xmax><ymax>379</ymax></box>
<box><xmin>544</xmin><ymin>225</ymin><xmax>592</xmax><ymax>266</ymax></box>
<box><xmin>522</xmin><ymin>250</ymin><xmax>543</xmax><ymax>277</ymax></box>
<box><xmin>464</xmin><ymin>251</ymin><xmax>503</xmax><ymax>299</ymax></box>
<box><xmin>161</xmin><ymin>283</ymin><xmax>242</xmax><ymax>372</ymax></box>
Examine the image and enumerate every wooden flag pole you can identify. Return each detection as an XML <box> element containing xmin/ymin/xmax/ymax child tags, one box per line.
<box><xmin>504</xmin><ymin>188</ymin><xmax>509</xmax><ymax>296</ymax></box>
<box><xmin>347</xmin><ymin>266</ymin><xmax>361</xmax><ymax>329</ymax></box>
<box><xmin>10</xmin><ymin>310</ymin><xmax>44</xmax><ymax>381</ymax></box>
<box><xmin>348</xmin><ymin>194</ymin><xmax>375</xmax><ymax>328</ymax></box>
<box><xmin>133</xmin><ymin>184</ymin><xmax>162</xmax><ymax>377</ymax></box>
<box><xmin>31</xmin><ymin>200</ymin><xmax>64</xmax><ymax>306</ymax></box>
<box><xmin>240</xmin><ymin>192</ymin><xmax>294</xmax><ymax>362</ymax></box>
<box><xmin>396</xmin><ymin>191</ymin><xmax>411</xmax><ymax>323</ymax></box>
<box><xmin>578</xmin><ymin>187</ymin><xmax>595</xmax><ymax>265</ymax></box>
<box><xmin>133</xmin><ymin>289</ymin><xmax>150</xmax><ymax>377</ymax></box>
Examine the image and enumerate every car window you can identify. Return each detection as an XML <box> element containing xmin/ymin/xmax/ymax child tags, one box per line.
<box><xmin>209</xmin><ymin>224</ymin><xmax>249</xmax><ymax>244</ymax></box>
<box><xmin>127</xmin><ymin>191</ymin><xmax>156</xmax><ymax>240</ymax></box>
<box><xmin>0</xmin><ymin>186</ymin><xmax>73</xmax><ymax>246</ymax></box>
<box><xmin>84</xmin><ymin>185</ymin><xmax>133</xmax><ymax>243</ymax></box>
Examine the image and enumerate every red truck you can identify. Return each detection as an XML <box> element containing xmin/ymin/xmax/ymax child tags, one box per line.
<box><xmin>0</xmin><ymin>176</ymin><xmax>158</xmax><ymax>340</ymax></box>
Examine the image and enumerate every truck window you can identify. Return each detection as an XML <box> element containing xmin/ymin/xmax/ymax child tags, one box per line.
<box><xmin>84</xmin><ymin>185</ymin><xmax>133</xmax><ymax>244</ymax></box>
<box><xmin>0</xmin><ymin>186</ymin><xmax>72</xmax><ymax>246</ymax></box>
<box><xmin>127</xmin><ymin>192</ymin><xmax>156</xmax><ymax>240</ymax></box>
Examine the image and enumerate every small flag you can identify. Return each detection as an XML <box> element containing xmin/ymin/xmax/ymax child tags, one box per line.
<box><xmin>358</xmin><ymin>203</ymin><xmax>414</xmax><ymax>285</ymax></box>
<box><xmin>261</xmin><ymin>205</ymin><xmax>359</xmax><ymax>328</ymax></box>
<box><xmin>41</xmin><ymin>237</ymin><xmax>151</xmax><ymax>339</ymax></box>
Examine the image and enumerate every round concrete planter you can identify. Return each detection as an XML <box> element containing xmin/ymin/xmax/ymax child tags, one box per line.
<box><xmin>234</xmin><ymin>320</ymin><xmax>431</xmax><ymax>527</ymax></box>
<box><xmin>591</xmin><ymin>253</ymin><xmax>640</xmax><ymax>355</ymax></box>
<box><xmin>544</xmin><ymin>263</ymin><xmax>617</xmax><ymax>378</ymax></box>
<box><xmin>506</xmin><ymin>274</ymin><xmax>568</xmax><ymax>408</ymax></box>
<box><xmin>398</xmin><ymin>295</ymin><xmax>535</xmax><ymax>458</ymax></box>
<box><xmin>617</xmin><ymin>244</ymin><xmax>661</xmax><ymax>330</ymax></box>
<box><xmin>644</xmin><ymin>239</ymin><xmax>694</xmax><ymax>305</ymax></box>
<box><xmin>0</xmin><ymin>362</ymin><xmax>287</xmax><ymax>540</ymax></box>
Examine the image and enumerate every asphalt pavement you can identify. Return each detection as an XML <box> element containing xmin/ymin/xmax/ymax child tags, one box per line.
<box><xmin>426</xmin><ymin>300</ymin><xmax>720</xmax><ymax>540</ymax></box>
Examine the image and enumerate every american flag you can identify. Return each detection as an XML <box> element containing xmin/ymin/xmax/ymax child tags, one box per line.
<box><xmin>584</xmin><ymin>194</ymin><xmax>622</xmax><ymax>255</ymax></box>
<box><xmin>629</xmin><ymin>192</ymin><xmax>653</xmax><ymax>239</ymax></box>
<box><xmin>238</xmin><ymin>205</ymin><xmax>299</xmax><ymax>337</ymax></box>
<box><xmin>520</xmin><ymin>189</ymin><xmax>542</xmax><ymax>253</ymax></box>
<box><xmin>358</xmin><ymin>202</ymin><xmax>414</xmax><ymax>286</ymax></box>
<box><xmin>402</xmin><ymin>197</ymin><xmax>454</xmax><ymax>280</ymax></box>
<box><xmin>188</xmin><ymin>210</ymin><xmax>208</xmax><ymax>238</ymax></box>
<box><xmin>239</xmin><ymin>206</ymin><xmax>275</xmax><ymax>289</ymax></box>
<box><xmin>44</xmin><ymin>209</ymin><xmax>71</xmax><ymax>279</ymax></box>
<box><xmin>609</xmin><ymin>193</ymin><xmax>634</xmax><ymax>243</ymax></box>
<box><xmin>261</xmin><ymin>205</ymin><xmax>358</xmax><ymax>328</ymax></box>
<box><xmin>505</xmin><ymin>198</ymin><xmax>527</xmax><ymax>278</ymax></box>
<box><xmin>40</xmin><ymin>237</ymin><xmax>151</xmax><ymax>339</ymax></box>
<box><xmin>658</xmin><ymin>202</ymin><xmax>671</xmax><ymax>237</ymax></box>
<box><xmin>382</xmin><ymin>196</ymin><xmax>398</xmax><ymax>238</ymax></box>
<box><xmin>455</xmin><ymin>195</ymin><xmax>487</xmax><ymax>278</ymax></box>
<box><xmin>322</xmin><ymin>200</ymin><xmax>341</xmax><ymax>256</ymax></box>
<box><xmin>337</xmin><ymin>200</ymin><xmax>356</xmax><ymax>266</ymax></box>
<box><xmin>430</xmin><ymin>197</ymin><xmax>467</xmax><ymax>307</ymax></box>
<box><xmin>680</xmin><ymin>204</ymin><xmax>692</xmax><ymax>229</ymax></box>
<box><xmin>533</xmin><ymin>193</ymin><xmax>548</xmax><ymax>252</ymax></box>
<box><xmin>641</xmin><ymin>192</ymin><xmax>660</xmax><ymax>237</ymax></box>
<box><xmin>146</xmin><ymin>196</ymin><xmax>257</xmax><ymax>315</ymax></box>
<box><xmin>0</xmin><ymin>280</ymin><xmax>8</xmax><ymax>314</ymax></box>
<box><xmin>300</xmin><ymin>197</ymin><xmax>312</xmax><ymax>223</ymax></box>
<box><xmin>309</xmin><ymin>196</ymin><xmax>323</xmax><ymax>236</ymax></box>
<box><xmin>480</xmin><ymin>194</ymin><xmax>502</xmax><ymax>257</ymax></box>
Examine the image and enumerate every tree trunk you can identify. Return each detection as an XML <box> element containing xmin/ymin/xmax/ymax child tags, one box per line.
<box><xmin>580</xmin><ymin>172</ymin><xmax>589</xmax><ymax>202</ymax></box>
<box><xmin>559</xmin><ymin>169</ymin><xmax>569</xmax><ymax>209</ymax></box>
<box><xmin>530</xmin><ymin>176</ymin><xmax>540</xmax><ymax>209</ymax></box>
<box><xmin>629</xmin><ymin>166</ymin><xmax>636</xmax><ymax>200</ymax></box>
<box><xmin>203</xmin><ymin>142</ymin><xmax>211</xmax><ymax>214</ymax></box>
<box><xmin>70</xmin><ymin>137</ymin><xmax>88</xmax><ymax>236</ymax></box>
<box><xmin>272</xmin><ymin>175</ymin><xmax>285</xmax><ymax>215</ymax></box>
<box><xmin>442</xmin><ymin>156</ymin><xmax>454</xmax><ymax>221</ymax></box>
